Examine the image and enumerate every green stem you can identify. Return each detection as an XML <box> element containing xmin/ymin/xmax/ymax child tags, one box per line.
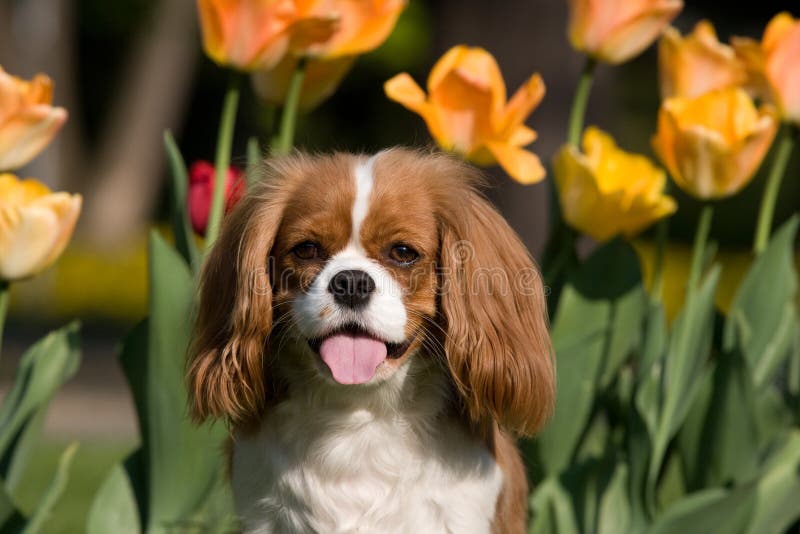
<box><xmin>567</xmin><ymin>57</ymin><xmax>597</xmax><ymax>147</ymax></box>
<box><xmin>753</xmin><ymin>123</ymin><xmax>797</xmax><ymax>255</ymax></box>
<box><xmin>0</xmin><ymin>281</ymin><xmax>9</xmax><ymax>358</ymax></box>
<box><xmin>650</xmin><ymin>217</ymin><xmax>669</xmax><ymax>303</ymax></box>
<box><xmin>687</xmin><ymin>205</ymin><xmax>714</xmax><ymax>294</ymax></box>
<box><xmin>205</xmin><ymin>76</ymin><xmax>241</xmax><ymax>250</ymax></box>
<box><xmin>274</xmin><ymin>58</ymin><xmax>307</xmax><ymax>155</ymax></box>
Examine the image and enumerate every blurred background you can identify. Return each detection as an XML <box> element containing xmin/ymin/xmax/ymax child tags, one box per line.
<box><xmin>0</xmin><ymin>0</ymin><xmax>798</xmax><ymax>530</ymax></box>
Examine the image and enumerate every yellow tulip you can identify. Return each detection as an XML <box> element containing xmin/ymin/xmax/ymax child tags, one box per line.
<box><xmin>198</xmin><ymin>0</ymin><xmax>406</xmax><ymax>71</ymax></box>
<box><xmin>554</xmin><ymin>127</ymin><xmax>676</xmax><ymax>242</ymax></box>
<box><xmin>652</xmin><ymin>88</ymin><xmax>778</xmax><ymax>199</ymax></box>
<box><xmin>0</xmin><ymin>174</ymin><xmax>81</xmax><ymax>281</ymax></box>
<box><xmin>732</xmin><ymin>12</ymin><xmax>800</xmax><ymax>124</ymax></box>
<box><xmin>384</xmin><ymin>45</ymin><xmax>546</xmax><ymax>184</ymax></box>
<box><xmin>568</xmin><ymin>0</ymin><xmax>683</xmax><ymax>64</ymax></box>
<box><xmin>658</xmin><ymin>21</ymin><xmax>746</xmax><ymax>99</ymax></box>
<box><xmin>0</xmin><ymin>67</ymin><xmax>67</xmax><ymax>172</ymax></box>
<box><xmin>252</xmin><ymin>55</ymin><xmax>355</xmax><ymax>110</ymax></box>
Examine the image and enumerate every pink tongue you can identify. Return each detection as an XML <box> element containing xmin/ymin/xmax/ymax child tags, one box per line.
<box><xmin>319</xmin><ymin>334</ymin><xmax>387</xmax><ymax>384</ymax></box>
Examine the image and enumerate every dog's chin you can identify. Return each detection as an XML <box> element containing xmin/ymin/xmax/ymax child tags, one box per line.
<box><xmin>306</xmin><ymin>323</ymin><xmax>414</xmax><ymax>386</ymax></box>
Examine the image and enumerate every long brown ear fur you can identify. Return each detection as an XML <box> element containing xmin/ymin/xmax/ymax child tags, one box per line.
<box><xmin>437</xmin><ymin>166</ymin><xmax>555</xmax><ymax>436</ymax></box>
<box><xmin>187</xmin><ymin>162</ymin><xmax>295</xmax><ymax>428</ymax></box>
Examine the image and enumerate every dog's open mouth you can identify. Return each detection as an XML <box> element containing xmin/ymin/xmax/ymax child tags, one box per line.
<box><xmin>308</xmin><ymin>324</ymin><xmax>413</xmax><ymax>385</ymax></box>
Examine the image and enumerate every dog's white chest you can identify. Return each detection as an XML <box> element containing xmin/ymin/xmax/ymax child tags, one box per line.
<box><xmin>231</xmin><ymin>401</ymin><xmax>503</xmax><ymax>534</ymax></box>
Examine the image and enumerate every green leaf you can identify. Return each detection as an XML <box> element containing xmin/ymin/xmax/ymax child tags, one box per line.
<box><xmin>745</xmin><ymin>430</ymin><xmax>800</xmax><ymax>534</ymax></box>
<box><xmin>645</xmin><ymin>485</ymin><xmax>754</xmax><ymax>534</ymax></box>
<box><xmin>529</xmin><ymin>478</ymin><xmax>580</xmax><ymax>534</ymax></box>
<box><xmin>0</xmin><ymin>322</ymin><xmax>81</xmax><ymax>488</ymax></box>
<box><xmin>647</xmin><ymin>430</ymin><xmax>800</xmax><ymax>534</ymax></box>
<box><xmin>680</xmin><ymin>348</ymin><xmax>760</xmax><ymax>489</ymax></box>
<box><xmin>724</xmin><ymin>216</ymin><xmax>799</xmax><ymax>387</ymax></box>
<box><xmin>639</xmin><ymin>266</ymin><xmax>720</xmax><ymax>495</ymax></box>
<box><xmin>87</xmin><ymin>464</ymin><xmax>140</xmax><ymax>534</ymax></box>
<box><xmin>122</xmin><ymin>231</ymin><xmax>228</xmax><ymax>531</ymax></box>
<box><xmin>597</xmin><ymin>463</ymin><xmax>631</xmax><ymax>534</ymax></box>
<box><xmin>164</xmin><ymin>131</ymin><xmax>199</xmax><ymax>273</ymax></box>
<box><xmin>537</xmin><ymin>240</ymin><xmax>645</xmax><ymax>474</ymax></box>
<box><xmin>20</xmin><ymin>443</ymin><xmax>78</xmax><ymax>534</ymax></box>
<box><xmin>0</xmin><ymin>481</ymin><xmax>24</xmax><ymax>532</ymax></box>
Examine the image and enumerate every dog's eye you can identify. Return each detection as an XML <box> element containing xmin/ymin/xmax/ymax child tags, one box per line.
<box><xmin>292</xmin><ymin>241</ymin><xmax>322</xmax><ymax>260</ymax></box>
<box><xmin>388</xmin><ymin>244</ymin><xmax>419</xmax><ymax>265</ymax></box>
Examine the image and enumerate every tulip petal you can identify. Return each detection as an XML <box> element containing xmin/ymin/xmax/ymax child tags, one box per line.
<box><xmin>485</xmin><ymin>141</ymin><xmax>545</xmax><ymax>184</ymax></box>
<box><xmin>385</xmin><ymin>73</ymin><xmax>452</xmax><ymax>150</ymax></box>
<box><xmin>765</xmin><ymin>19</ymin><xmax>800</xmax><ymax>123</ymax></box>
<box><xmin>500</xmin><ymin>73</ymin><xmax>545</xmax><ymax>135</ymax></box>
<box><xmin>311</xmin><ymin>0</ymin><xmax>407</xmax><ymax>58</ymax></box>
<box><xmin>597</xmin><ymin>1</ymin><xmax>683</xmax><ymax>64</ymax></box>
<box><xmin>763</xmin><ymin>12</ymin><xmax>797</xmax><ymax>52</ymax></box>
<box><xmin>659</xmin><ymin>21</ymin><xmax>745</xmax><ymax>99</ymax></box>
<box><xmin>508</xmin><ymin>125</ymin><xmax>537</xmax><ymax>146</ymax></box>
<box><xmin>0</xmin><ymin>106</ymin><xmax>67</xmax><ymax>172</ymax></box>
<box><xmin>0</xmin><ymin>192</ymin><xmax>81</xmax><ymax>280</ymax></box>
<box><xmin>384</xmin><ymin>72</ymin><xmax>427</xmax><ymax>112</ymax></box>
<box><xmin>428</xmin><ymin>46</ymin><xmax>506</xmax><ymax>116</ymax></box>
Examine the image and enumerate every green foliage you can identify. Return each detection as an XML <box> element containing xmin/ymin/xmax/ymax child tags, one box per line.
<box><xmin>531</xmin><ymin>216</ymin><xmax>800</xmax><ymax>533</ymax></box>
<box><xmin>0</xmin><ymin>323</ymin><xmax>82</xmax><ymax>532</ymax></box>
<box><xmin>87</xmin><ymin>232</ymin><xmax>234</xmax><ymax>534</ymax></box>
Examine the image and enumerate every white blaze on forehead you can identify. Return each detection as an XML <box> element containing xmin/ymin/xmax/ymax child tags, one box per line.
<box><xmin>351</xmin><ymin>154</ymin><xmax>379</xmax><ymax>248</ymax></box>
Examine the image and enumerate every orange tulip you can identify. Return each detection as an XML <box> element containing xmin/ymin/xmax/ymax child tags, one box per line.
<box><xmin>733</xmin><ymin>12</ymin><xmax>800</xmax><ymax>124</ymax></box>
<box><xmin>296</xmin><ymin>0</ymin><xmax>407</xmax><ymax>59</ymax></box>
<box><xmin>198</xmin><ymin>0</ymin><xmax>406</xmax><ymax>71</ymax></box>
<box><xmin>568</xmin><ymin>0</ymin><xmax>683</xmax><ymax>64</ymax></box>
<box><xmin>0</xmin><ymin>67</ymin><xmax>67</xmax><ymax>172</ymax></box>
<box><xmin>198</xmin><ymin>0</ymin><xmax>306</xmax><ymax>71</ymax></box>
<box><xmin>652</xmin><ymin>88</ymin><xmax>778</xmax><ymax>199</ymax></box>
<box><xmin>659</xmin><ymin>21</ymin><xmax>746</xmax><ymax>99</ymax></box>
<box><xmin>385</xmin><ymin>46</ymin><xmax>546</xmax><ymax>184</ymax></box>
<box><xmin>0</xmin><ymin>174</ymin><xmax>81</xmax><ymax>280</ymax></box>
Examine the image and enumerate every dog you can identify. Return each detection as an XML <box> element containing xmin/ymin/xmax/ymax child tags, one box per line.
<box><xmin>188</xmin><ymin>148</ymin><xmax>555</xmax><ymax>533</ymax></box>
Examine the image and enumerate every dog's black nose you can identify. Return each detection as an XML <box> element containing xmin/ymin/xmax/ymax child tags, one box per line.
<box><xmin>329</xmin><ymin>269</ymin><xmax>375</xmax><ymax>309</ymax></box>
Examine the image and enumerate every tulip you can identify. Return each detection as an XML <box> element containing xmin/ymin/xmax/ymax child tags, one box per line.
<box><xmin>188</xmin><ymin>160</ymin><xmax>245</xmax><ymax>235</ymax></box>
<box><xmin>385</xmin><ymin>46</ymin><xmax>546</xmax><ymax>184</ymax></box>
<box><xmin>652</xmin><ymin>88</ymin><xmax>778</xmax><ymax>199</ymax></box>
<box><xmin>252</xmin><ymin>55</ymin><xmax>355</xmax><ymax>110</ymax></box>
<box><xmin>732</xmin><ymin>13</ymin><xmax>800</xmax><ymax>124</ymax></box>
<box><xmin>554</xmin><ymin>127</ymin><xmax>676</xmax><ymax>242</ymax></box>
<box><xmin>0</xmin><ymin>67</ymin><xmax>68</xmax><ymax>172</ymax></box>
<box><xmin>659</xmin><ymin>21</ymin><xmax>746</xmax><ymax>99</ymax></box>
<box><xmin>0</xmin><ymin>174</ymin><xmax>81</xmax><ymax>281</ymax></box>
<box><xmin>198</xmin><ymin>0</ymin><xmax>406</xmax><ymax>72</ymax></box>
<box><xmin>568</xmin><ymin>0</ymin><xmax>683</xmax><ymax>64</ymax></box>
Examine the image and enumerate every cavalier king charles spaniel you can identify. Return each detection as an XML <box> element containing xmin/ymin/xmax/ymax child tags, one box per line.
<box><xmin>188</xmin><ymin>148</ymin><xmax>555</xmax><ymax>533</ymax></box>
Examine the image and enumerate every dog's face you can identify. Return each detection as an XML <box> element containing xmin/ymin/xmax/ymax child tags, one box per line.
<box><xmin>271</xmin><ymin>153</ymin><xmax>439</xmax><ymax>386</ymax></box>
<box><xmin>188</xmin><ymin>149</ymin><xmax>554</xmax><ymax>435</ymax></box>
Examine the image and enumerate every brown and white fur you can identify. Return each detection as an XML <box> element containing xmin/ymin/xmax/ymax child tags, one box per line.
<box><xmin>188</xmin><ymin>148</ymin><xmax>555</xmax><ymax>533</ymax></box>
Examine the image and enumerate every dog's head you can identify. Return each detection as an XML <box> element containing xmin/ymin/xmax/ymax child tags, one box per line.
<box><xmin>188</xmin><ymin>148</ymin><xmax>554</xmax><ymax>435</ymax></box>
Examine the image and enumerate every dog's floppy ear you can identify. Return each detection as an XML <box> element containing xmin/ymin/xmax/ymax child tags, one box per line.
<box><xmin>438</xmin><ymin>186</ymin><xmax>555</xmax><ymax>436</ymax></box>
<box><xmin>187</xmin><ymin>181</ymin><xmax>287</xmax><ymax>428</ymax></box>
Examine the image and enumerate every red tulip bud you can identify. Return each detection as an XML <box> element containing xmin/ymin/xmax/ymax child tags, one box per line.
<box><xmin>188</xmin><ymin>160</ymin><xmax>245</xmax><ymax>235</ymax></box>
